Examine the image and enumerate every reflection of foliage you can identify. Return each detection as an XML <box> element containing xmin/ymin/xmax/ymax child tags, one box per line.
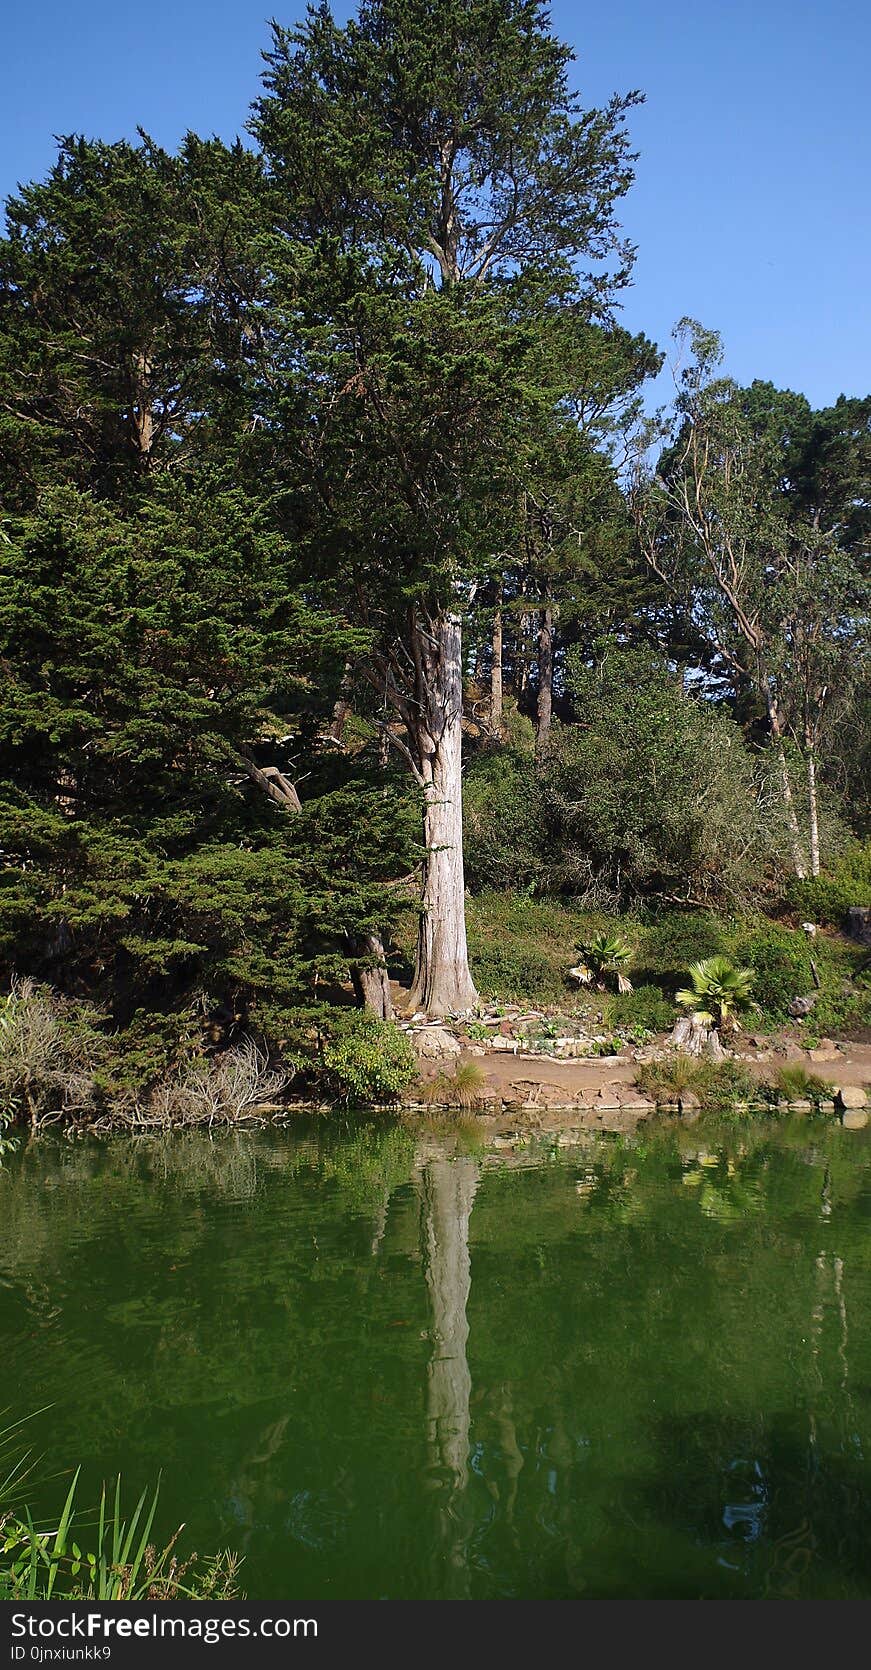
<box><xmin>315</xmin><ymin>1123</ymin><xmax>416</xmax><ymax>1216</ymax></box>
<box><xmin>680</xmin><ymin>1151</ymin><xmax>766</xmax><ymax>1222</ymax></box>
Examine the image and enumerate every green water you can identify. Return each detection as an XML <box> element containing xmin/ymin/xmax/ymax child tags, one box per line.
<box><xmin>2</xmin><ymin>1118</ymin><xmax>871</xmax><ymax>1599</ymax></box>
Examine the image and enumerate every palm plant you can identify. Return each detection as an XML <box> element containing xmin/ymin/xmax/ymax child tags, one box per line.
<box><xmin>676</xmin><ymin>957</ymin><xmax>755</xmax><ymax>1033</ymax></box>
<box><xmin>572</xmin><ymin>933</ymin><xmax>634</xmax><ymax>995</ymax></box>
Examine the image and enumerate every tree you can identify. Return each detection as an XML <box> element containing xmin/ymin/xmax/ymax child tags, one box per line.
<box><xmin>0</xmin><ymin>133</ymin><xmax>265</xmax><ymax>504</ymax></box>
<box><xmin>538</xmin><ymin>645</ymin><xmax>785</xmax><ymax>906</ymax></box>
<box><xmin>0</xmin><ymin>479</ymin><xmax>413</xmax><ymax>1053</ymax></box>
<box><xmin>631</xmin><ymin>322</ymin><xmax>869</xmax><ymax>876</ymax></box>
<box><xmin>249</xmin><ymin>0</ymin><xmax>644</xmax><ymax>1014</ymax></box>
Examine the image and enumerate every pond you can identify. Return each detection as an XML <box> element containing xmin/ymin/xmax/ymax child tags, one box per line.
<box><xmin>2</xmin><ymin>1117</ymin><xmax>871</xmax><ymax>1599</ymax></box>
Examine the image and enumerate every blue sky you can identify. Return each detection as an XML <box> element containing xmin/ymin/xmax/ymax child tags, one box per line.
<box><xmin>2</xmin><ymin>1</ymin><xmax>868</xmax><ymax>408</ymax></box>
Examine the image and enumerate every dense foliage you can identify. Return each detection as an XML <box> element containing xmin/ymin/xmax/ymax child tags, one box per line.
<box><xmin>0</xmin><ymin>0</ymin><xmax>867</xmax><ymax>1104</ymax></box>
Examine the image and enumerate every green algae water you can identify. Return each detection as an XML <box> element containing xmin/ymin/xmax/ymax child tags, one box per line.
<box><xmin>2</xmin><ymin>1117</ymin><xmax>871</xmax><ymax>1599</ymax></box>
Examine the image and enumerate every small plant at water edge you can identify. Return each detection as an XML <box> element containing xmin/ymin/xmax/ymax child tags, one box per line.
<box><xmin>766</xmin><ymin>1063</ymin><xmax>835</xmax><ymax>1107</ymax></box>
<box><xmin>319</xmin><ymin>1013</ymin><xmax>417</xmax><ymax>1104</ymax></box>
<box><xmin>0</xmin><ymin>1471</ymin><xmax>241</xmax><ymax>1601</ymax></box>
<box><xmin>417</xmin><ymin>1059</ymin><xmax>487</xmax><ymax>1111</ymax></box>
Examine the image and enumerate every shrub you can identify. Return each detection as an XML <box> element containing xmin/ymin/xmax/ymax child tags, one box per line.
<box><xmin>640</xmin><ymin>913</ymin><xmax>727</xmax><ymax>981</ymax></box>
<box><xmin>466</xmin><ymin>893</ymin><xmax>585</xmax><ymax>1002</ymax></box>
<box><xmin>144</xmin><ymin>1039</ymin><xmax>289</xmax><ymax>1125</ymax></box>
<box><xmin>635</xmin><ymin>1056</ymin><xmax>758</xmax><ymax>1113</ymax></box>
<box><xmin>0</xmin><ymin>979</ymin><xmax>106</xmax><ymax>1129</ymax></box>
<box><xmin>608</xmin><ymin>984</ymin><xmax>676</xmax><ymax>1034</ymax></box>
<box><xmin>540</xmin><ymin>648</ymin><xmax>785</xmax><ymax>907</ymax></box>
<box><xmin>768</xmin><ymin>1063</ymin><xmax>834</xmax><ymax>1106</ymax></box>
<box><xmin>319</xmin><ymin>1012</ymin><xmax>417</xmax><ymax>1104</ymax></box>
<box><xmin>732</xmin><ymin>921</ymin><xmax>814</xmax><ymax>1019</ymax></box>
<box><xmin>787</xmin><ymin>841</ymin><xmax>871</xmax><ymax>926</ymax></box>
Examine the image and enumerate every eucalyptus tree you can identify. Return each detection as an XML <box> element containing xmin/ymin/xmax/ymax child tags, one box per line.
<box><xmin>631</xmin><ymin>322</ymin><xmax>869</xmax><ymax>876</ymax></box>
<box><xmin>251</xmin><ymin>0</ymin><xmax>643</xmax><ymax>1014</ymax></box>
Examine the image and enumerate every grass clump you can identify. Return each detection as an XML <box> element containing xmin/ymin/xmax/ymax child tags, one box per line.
<box><xmin>635</xmin><ymin>1055</ymin><xmax>759</xmax><ymax>1114</ymax></box>
<box><xmin>417</xmin><ymin>1060</ymin><xmax>487</xmax><ymax>1110</ymax></box>
<box><xmin>767</xmin><ymin>1063</ymin><xmax>835</xmax><ymax>1106</ymax></box>
<box><xmin>0</xmin><ymin>1469</ymin><xmax>240</xmax><ymax>1601</ymax></box>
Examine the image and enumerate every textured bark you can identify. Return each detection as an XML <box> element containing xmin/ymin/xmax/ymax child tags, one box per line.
<box><xmin>329</xmin><ymin>661</ymin><xmax>354</xmax><ymax>742</ymax></box>
<box><xmin>669</xmin><ymin>1014</ymin><xmax>726</xmax><ymax>1059</ymax></box>
<box><xmin>535</xmin><ymin>603</ymin><xmax>554</xmax><ymax>757</ymax></box>
<box><xmin>490</xmin><ymin>584</ymin><xmax>503</xmax><ymax>731</ymax></box>
<box><xmin>767</xmin><ymin>695</ymin><xmax>806</xmax><ymax>879</ymax></box>
<box><xmin>807</xmin><ymin>751</ymin><xmax>821</xmax><ymax>878</ymax></box>
<box><xmin>406</xmin><ymin>611</ymin><xmax>479</xmax><ymax>1017</ymax></box>
<box><xmin>350</xmin><ymin>932</ymin><xmax>393</xmax><ymax>1020</ymax></box>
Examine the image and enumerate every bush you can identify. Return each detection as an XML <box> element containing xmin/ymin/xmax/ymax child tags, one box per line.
<box><xmin>608</xmin><ymin>984</ymin><xmax>676</xmax><ymax>1034</ymax></box>
<box><xmin>635</xmin><ymin>1056</ymin><xmax>759</xmax><ymax>1114</ymax></box>
<box><xmin>0</xmin><ymin>979</ymin><xmax>106</xmax><ymax>1128</ymax></box>
<box><xmin>787</xmin><ymin>841</ymin><xmax>871</xmax><ymax>926</ymax></box>
<box><xmin>143</xmin><ymin>1039</ymin><xmax>289</xmax><ymax>1125</ymax></box>
<box><xmin>640</xmin><ymin>913</ymin><xmax>727</xmax><ymax>981</ymax></box>
<box><xmin>466</xmin><ymin>892</ymin><xmax>591</xmax><ymax>1003</ymax></box>
<box><xmin>319</xmin><ymin>1012</ymin><xmax>417</xmax><ymax>1104</ymax></box>
<box><xmin>768</xmin><ymin>1064</ymin><xmax>834</xmax><ymax>1106</ymax></box>
<box><xmin>539</xmin><ymin>648</ymin><xmax>786</xmax><ymax>908</ymax></box>
<box><xmin>732</xmin><ymin>921</ymin><xmax>815</xmax><ymax>1018</ymax></box>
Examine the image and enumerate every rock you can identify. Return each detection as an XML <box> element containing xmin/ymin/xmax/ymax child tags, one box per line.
<box><xmin>679</xmin><ymin>1090</ymin><xmax>701</xmax><ymax>1123</ymax></box>
<box><xmin>808</xmin><ymin>1042</ymin><xmax>841</xmax><ymax>1064</ymax></box>
<box><xmin>787</xmin><ymin>1099</ymin><xmax>812</xmax><ymax>1114</ymax></box>
<box><xmin>845</xmin><ymin>906</ymin><xmax>871</xmax><ymax>946</ymax></box>
<box><xmin>842</xmin><ymin>1108</ymin><xmax>869</xmax><ymax>1130</ymax></box>
<box><xmin>837</xmin><ymin>1084</ymin><xmax>868</xmax><ymax>1111</ymax></box>
<box><xmin>594</xmin><ymin>1086</ymin><xmax>622</xmax><ymax>1113</ymax></box>
<box><xmin>411</xmin><ymin>1026</ymin><xmax>461</xmax><ymax>1060</ymax></box>
<box><xmin>788</xmin><ymin>994</ymin><xmax>817</xmax><ymax>1018</ymax></box>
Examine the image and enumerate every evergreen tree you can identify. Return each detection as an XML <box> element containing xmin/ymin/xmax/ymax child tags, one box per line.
<box><xmin>250</xmin><ymin>0</ymin><xmax>645</xmax><ymax>1014</ymax></box>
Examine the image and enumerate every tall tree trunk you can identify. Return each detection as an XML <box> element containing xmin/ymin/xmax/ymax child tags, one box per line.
<box><xmin>349</xmin><ymin>932</ymin><xmax>393</xmax><ymax>1019</ymax></box>
<box><xmin>406</xmin><ymin>611</ymin><xmax>479</xmax><ymax>1017</ymax></box>
<box><xmin>776</xmin><ymin>738</ymin><xmax>807</xmax><ymax>879</ymax></box>
<box><xmin>329</xmin><ymin>660</ymin><xmax>354</xmax><ymax>742</ymax></box>
<box><xmin>767</xmin><ymin>693</ymin><xmax>806</xmax><ymax>879</ymax></box>
<box><xmin>807</xmin><ymin>751</ymin><xmax>821</xmax><ymax>878</ymax></box>
<box><xmin>490</xmin><ymin>582</ymin><xmax>503</xmax><ymax>732</ymax></box>
<box><xmin>535</xmin><ymin>603</ymin><xmax>554</xmax><ymax>757</ymax></box>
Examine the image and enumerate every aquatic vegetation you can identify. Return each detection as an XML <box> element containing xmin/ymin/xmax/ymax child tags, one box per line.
<box><xmin>0</xmin><ymin>1470</ymin><xmax>241</xmax><ymax>1601</ymax></box>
